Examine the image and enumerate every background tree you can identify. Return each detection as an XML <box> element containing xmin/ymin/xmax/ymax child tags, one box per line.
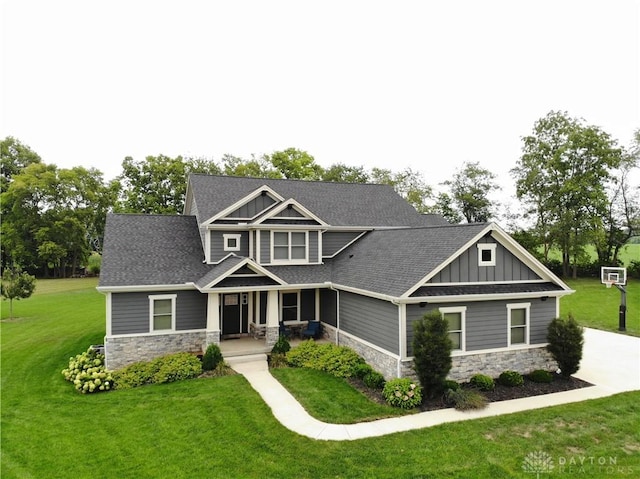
<box><xmin>1</xmin><ymin>136</ymin><xmax>42</xmax><ymax>193</ymax></box>
<box><xmin>321</xmin><ymin>163</ymin><xmax>370</xmax><ymax>183</ymax></box>
<box><xmin>443</xmin><ymin>161</ymin><xmax>500</xmax><ymax>223</ymax></box>
<box><xmin>264</xmin><ymin>148</ymin><xmax>323</xmax><ymax>180</ymax></box>
<box><xmin>511</xmin><ymin>111</ymin><xmax>624</xmax><ymax>277</ymax></box>
<box><xmin>432</xmin><ymin>192</ymin><xmax>463</xmax><ymax>224</ymax></box>
<box><xmin>370</xmin><ymin>167</ymin><xmax>433</xmax><ymax>213</ymax></box>
<box><xmin>412</xmin><ymin>310</ymin><xmax>453</xmax><ymax>399</ymax></box>
<box><xmin>220</xmin><ymin>153</ymin><xmax>279</xmax><ymax>178</ymax></box>
<box><xmin>1</xmin><ymin>266</ymin><xmax>36</xmax><ymax>319</ymax></box>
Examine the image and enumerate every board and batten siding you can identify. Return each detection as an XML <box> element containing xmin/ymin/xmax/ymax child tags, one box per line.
<box><xmin>322</xmin><ymin>231</ymin><xmax>363</xmax><ymax>257</ymax></box>
<box><xmin>209</xmin><ymin>230</ymin><xmax>250</xmax><ymax>261</ymax></box>
<box><xmin>320</xmin><ymin>289</ymin><xmax>337</xmax><ymax>327</ymax></box>
<box><xmin>339</xmin><ymin>291</ymin><xmax>399</xmax><ymax>354</ymax></box>
<box><xmin>111</xmin><ymin>290</ymin><xmax>207</xmax><ymax>335</ymax></box>
<box><xmin>405</xmin><ymin>299</ymin><xmax>556</xmax><ymax>356</ymax></box>
<box><xmin>429</xmin><ymin>239</ymin><xmax>540</xmax><ymax>283</ymax></box>
<box><xmin>227</xmin><ymin>194</ymin><xmax>276</xmax><ymax>218</ymax></box>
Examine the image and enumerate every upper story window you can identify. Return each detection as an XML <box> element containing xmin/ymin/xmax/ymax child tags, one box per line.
<box><xmin>223</xmin><ymin>234</ymin><xmax>242</xmax><ymax>252</ymax></box>
<box><xmin>272</xmin><ymin>231</ymin><xmax>307</xmax><ymax>263</ymax></box>
<box><xmin>477</xmin><ymin>243</ymin><xmax>497</xmax><ymax>267</ymax></box>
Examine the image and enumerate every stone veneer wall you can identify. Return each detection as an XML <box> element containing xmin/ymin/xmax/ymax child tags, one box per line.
<box><xmin>105</xmin><ymin>331</ymin><xmax>206</xmax><ymax>370</ymax></box>
<box><xmin>399</xmin><ymin>346</ymin><xmax>557</xmax><ymax>382</ymax></box>
<box><xmin>322</xmin><ymin>325</ymin><xmax>399</xmax><ymax>380</ymax></box>
<box><xmin>266</xmin><ymin>326</ymin><xmax>279</xmax><ymax>347</ymax></box>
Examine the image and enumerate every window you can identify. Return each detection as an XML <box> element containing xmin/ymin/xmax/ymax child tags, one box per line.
<box><xmin>149</xmin><ymin>294</ymin><xmax>176</xmax><ymax>332</ymax></box>
<box><xmin>223</xmin><ymin>234</ymin><xmax>242</xmax><ymax>252</ymax></box>
<box><xmin>477</xmin><ymin>243</ymin><xmax>497</xmax><ymax>266</ymax></box>
<box><xmin>272</xmin><ymin>231</ymin><xmax>307</xmax><ymax>262</ymax></box>
<box><xmin>281</xmin><ymin>291</ymin><xmax>299</xmax><ymax>322</ymax></box>
<box><xmin>507</xmin><ymin>303</ymin><xmax>530</xmax><ymax>346</ymax></box>
<box><xmin>440</xmin><ymin>306</ymin><xmax>466</xmax><ymax>351</ymax></box>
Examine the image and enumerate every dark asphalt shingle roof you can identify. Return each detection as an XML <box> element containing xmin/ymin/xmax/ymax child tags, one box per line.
<box><xmin>331</xmin><ymin>224</ymin><xmax>489</xmax><ymax>297</ymax></box>
<box><xmin>188</xmin><ymin>174</ymin><xmax>428</xmax><ymax>227</ymax></box>
<box><xmin>100</xmin><ymin>214</ymin><xmax>211</xmax><ymax>287</ymax></box>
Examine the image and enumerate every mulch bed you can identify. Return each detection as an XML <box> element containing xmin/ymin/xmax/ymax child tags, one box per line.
<box><xmin>348</xmin><ymin>375</ymin><xmax>593</xmax><ymax>412</ymax></box>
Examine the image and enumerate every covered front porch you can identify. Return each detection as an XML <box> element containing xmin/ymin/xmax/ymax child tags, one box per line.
<box><xmin>219</xmin><ymin>335</ymin><xmax>329</xmax><ymax>358</ymax></box>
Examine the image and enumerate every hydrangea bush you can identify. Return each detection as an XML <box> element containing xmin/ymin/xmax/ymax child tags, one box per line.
<box><xmin>382</xmin><ymin>378</ymin><xmax>422</xmax><ymax>409</ymax></box>
<box><xmin>62</xmin><ymin>347</ymin><xmax>114</xmax><ymax>394</ymax></box>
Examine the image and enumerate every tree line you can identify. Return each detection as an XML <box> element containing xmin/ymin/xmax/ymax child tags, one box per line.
<box><xmin>1</xmin><ymin>111</ymin><xmax>638</xmax><ymax>279</ymax></box>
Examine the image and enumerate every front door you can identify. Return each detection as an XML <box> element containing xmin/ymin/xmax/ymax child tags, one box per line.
<box><xmin>222</xmin><ymin>293</ymin><xmax>249</xmax><ymax>337</ymax></box>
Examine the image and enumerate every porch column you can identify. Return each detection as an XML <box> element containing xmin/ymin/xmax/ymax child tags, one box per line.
<box><xmin>205</xmin><ymin>293</ymin><xmax>220</xmax><ymax>348</ymax></box>
<box><xmin>265</xmin><ymin>289</ymin><xmax>279</xmax><ymax>347</ymax></box>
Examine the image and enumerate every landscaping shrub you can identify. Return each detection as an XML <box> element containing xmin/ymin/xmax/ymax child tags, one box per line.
<box><xmin>498</xmin><ymin>370</ymin><xmax>524</xmax><ymax>387</ymax></box>
<box><xmin>363</xmin><ymin>371</ymin><xmax>386</xmax><ymax>390</ymax></box>
<box><xmin>469</xmin><ymin>374</ymin><xmax>494</xmax><ymax>391</ymax></box>
<box><xmin>113</xmin><ymin>352</ymin><xmax>202</xmax><ymax>389</ymax></box>
<box><xmin>382</xmin><ymin>378</ymin><xmax>422</xmax><ymax>409</ymax></box>
<box><xmin>528</xmin><ymin>369</ymin><xmax>554</xmax><ymax>383</ymax></box>
<box><xmin>445</xmin><ymin>388</ymin><xmax>488</xmax><ymax>410</ymax></box>
<box><xmin>547</xmin><ymin>314</ymin><xmax>584</xmax><ymax>378</ymax></box>
<box><xmin>62</xmin><ymin>347</ymin><xmax>114</xmax><ymax>394</ymax></box>
<box><xmin>412</xmin><ymin>310</ymin><xmax>452</xmax><ymax>399</ymax></box>
<box><xmin>269</xmin><ymin>353</ymin><xmax>288</xmax><ymax>368</ymax></box>
<box><xmin>271</xmin><ymin>335</ymin><xmax>291</xmax><ymax>355</ymax></box>
<box><xmin>285</xmin><ymin>340</ymin><xmax>364</xmax><ymax>378</ymax></box>
<box><xmin>444</xmin><ymin>379</ymin><xmax>460</xmax><ymax>391</ymax></box>
<box><xmin>202</xmin><ymin>344</ymin><xmax>223</xmax><ymax>371</ymax></box>
<box><xmin>353</xmin><ymin>363</ymin><xmax>374</xmax><ymax>380</ymax></box>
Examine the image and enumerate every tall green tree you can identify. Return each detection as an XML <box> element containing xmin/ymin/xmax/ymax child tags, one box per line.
<box><xmin>264</xmin><ymin>148</ymin><xmax>323</xmax><ymax>180</ymax></box>
<box><xmin>443</xmin><ymin>161</ymin><xmax>500</xmax><ymax>223</ymax></box>
<box><xmin>370</xmin><ymin>167</ymin><xmax>433</xmax><ymax>213</ymax></box>
<box><xmin>220</xmin><ymin>154</ymin><xmax>279</xmax><ymax>178</ymax></box>
<box><xmin>511</xmin><ymin>111</ymin><xmax>623</xmax><ymax>277</ymax></box>
<box><xmin>321</xmin><ymin>163</ymin><xmax>370</xmax><ymax>183</ymax></box>
<box><xmin>1</xmin><ymin>136</ymin><xmax>42</xmax><ymax>193</ymax></box>
<box><xmin>117</xmin><ymin>155</ymin><xmax>219</xmax><ymax>214</ymax></box>
<box><xmin>413</xmin><ymin>310</ymin><xmax>453</xmax><ymax>399</ymax></box>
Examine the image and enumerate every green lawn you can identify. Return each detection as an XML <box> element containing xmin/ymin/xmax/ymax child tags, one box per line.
<box><xmin>561</xmin><ymin>278</ymin><xmax>639</xmax><ymax>336</ymax></box>
<box><xmin>2</xmin><ymin>279</ymin><xmax>639</xmax><ymax>478</ymax></box>
<box><xmin>545</xmin><ymin>243</ymin><xmax>640</xmax><ymax>267</ymax></box>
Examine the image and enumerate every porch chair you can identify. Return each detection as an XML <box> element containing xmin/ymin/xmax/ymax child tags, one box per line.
<box><xmin>301</xmin><ymin>321</ymin><xmax>322</xmax><ymax>340</ymax></box>
<box><xmin>279</xmin><ymin>322</ymin><xmax>292</xmax><ymax>338</ymax></box>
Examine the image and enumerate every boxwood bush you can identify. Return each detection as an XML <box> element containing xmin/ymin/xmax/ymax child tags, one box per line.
<box><xmin>363</xmin><ymin>371</ymin><xmax>386</xmax><ymax>390</ymax></box>
<box><xmin>382</xmin><ymin>378</ymin><xmax>422</xmax><ymax>409</ymax></box>
<box><xmin>469</xmin><ymin>373</ymin><xmax>495</xmax><ymax>391</ymax></box>
<box><xmin>202</xmin><ymin>344</ymin><xmax>223</xmax><ymax>371</ymax></box>
<box><xmin>528</xmin><ymin>369</ymin><xmax>554</xmax><ymax>383</ymax></box>
<box><xmin>498</xmin><ymin>370</ymin><xmax>524</xmax><ymax>387</ymax></box>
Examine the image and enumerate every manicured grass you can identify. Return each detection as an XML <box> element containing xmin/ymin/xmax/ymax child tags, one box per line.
<box><xmin>2</xmin><ymin>279</ymin><xmax>640</xmax><ymax>478</ymax></box>
<box><xmin>270</xmin><ymin>367</ymin><xmax>409</xmax><ymax>423</ymax></box>
<box><xmin>545</xmin><ymin>243</ymin><xmax>639</xmax><ymax>267</ymax></box>
<box><xmin>561</xmin><ymin>278</ymin><xmax>639</xmax><ymax>336</ymax></box>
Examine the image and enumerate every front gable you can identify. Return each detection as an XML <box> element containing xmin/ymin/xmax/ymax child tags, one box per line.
<box><xmin>204</xmin><ymin>185</ymin><xmax>284</xmax><ymax>225</ymax></box>
<box><xmin>196</xmin><ymin>257</ymin><xmax>285</xmax><ymax>291</ymax></box>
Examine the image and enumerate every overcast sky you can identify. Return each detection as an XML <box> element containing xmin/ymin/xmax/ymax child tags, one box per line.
<box><xmin>1</xmin><ymin>0</ymin><xmax>638</xmax><ymax>196</ymax></box>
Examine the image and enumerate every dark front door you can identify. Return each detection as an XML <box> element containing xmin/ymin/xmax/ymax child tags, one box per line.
<box><xmin>222</xmin><ymin>293</ymin><xmax>249</xmax><ymax>337</ymax></box>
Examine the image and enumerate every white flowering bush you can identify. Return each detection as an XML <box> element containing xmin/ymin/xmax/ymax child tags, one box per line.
<box><xmin>62</xmin><ymin>347</ymin><xmax>114</xmax><ymax>394</ymax></box>
<box><xmin>382</xmin><ymin>378</ymin><xmax>422</xmax><ymax>409</ymax></box>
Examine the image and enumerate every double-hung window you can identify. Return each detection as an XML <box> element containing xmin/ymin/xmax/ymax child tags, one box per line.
<box><xmin>149</xmin><ymin>294</ymin><xmax>176</xmax><ymax>332</ymax></box>
<box><xmin>440</xmin><ymin>306</ymin><xmax>466</xmax><ymax>351</ymax></box>
<box><xmin>507</xmin><ymin>303</ymin><xmax>530</xmax><ymax>346</ymax></box>
<box><xmin>272</xmin><ymin>231</ymin><xmax>307</xmax><ymax>262</ymax></box>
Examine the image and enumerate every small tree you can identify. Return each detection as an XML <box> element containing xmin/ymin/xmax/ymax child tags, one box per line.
<box><xmin>1</xmin><ymin>266</ymin><xmax>36</xmax><ymax>319</ymax></box>
<box><xmin>413</xmin><ymin>310</ymin><xmax>453</xmax><ymax>398</ymax></box>
<box><xmin>547</xmin><ymin>314</ymin><xmax>584</xmax><ymax>378</ymax></box>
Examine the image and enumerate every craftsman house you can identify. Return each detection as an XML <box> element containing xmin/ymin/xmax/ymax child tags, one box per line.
<box><xmin>98</xmin><ymin>174</ymin><xmax>573</xmax><ymax>380</ymax></box>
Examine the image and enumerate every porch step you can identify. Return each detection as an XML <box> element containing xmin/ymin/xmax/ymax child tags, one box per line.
<box><xmin>225</xmin><ymin>353</ymin><xmax>268</xmax><ymax>366</ymax></box>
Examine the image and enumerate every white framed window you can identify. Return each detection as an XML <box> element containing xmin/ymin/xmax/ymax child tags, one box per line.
<box><xmin>280</xmin><ymin>291</ymin><xmax>300</xmax><ymax>322</ymax></box>
<box><xmin>149</xmin><ymin>294</ymin><xmax>177</xmax><ymax>332</ymax></box>
<box><xmin>507</xmin><ymin>303</ymin><xmax>530</xmax><ymax>346</ymax></box>
<box><xmin>223</xmin><ymin>234</ymin><xmax>242</xmax><ymax>252</ymax></box>
<box><xmin>272</xmin><ymin>231</ymin><xmax>307</xmax><ymax>263</ymax></box>
<box><xmin>440</xmin><ymin>306</ymin><xmax>466</xmax><ymax>351</ymax></box>
<box><xmin>477</xmin><ymin>243</ymin><xmax>497</xmax><ymax>266</ymax></box>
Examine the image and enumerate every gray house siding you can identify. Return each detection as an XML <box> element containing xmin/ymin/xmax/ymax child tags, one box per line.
<box><xmin>210</xmin><ymin>230</ymin><xmax>250</xmax><ymax>261</ymax></box>
<box><xmin>320</xmin><ymin>289</ymin><xmax>337</xmax><ymax>327</ymax></box>
<box><xmin>322</xmin><ymin>231</ymin><xmax>363</xmax><ymax>257</ymax></box>
<box><xmin>428</xmin><ymin>240</ymin><xmax>540</xmax><ymax>283</ymax></box>
<box><xmin>111</xmin><ymin>290</ymin><xmax>207</xmax><ymax>335</ymax></box>
<box><xmin>339</xmin><ymin>292</ymin><xmax>399</xmax><ymax>354</ymax></box>
<box><xmin>406</xmin><ymin>299</ymin><xmax>556</xmax><ymax>356</ymax></box>
<box><xmin>228</xmin><ymin>194</ymin><xmax>275</xmax><ymax>218</ymax></box>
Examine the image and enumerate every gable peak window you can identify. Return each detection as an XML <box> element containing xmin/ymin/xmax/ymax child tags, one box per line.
<box><xmin>224</xmin><ymin>234</ymin><xmax>242</xmax><ymax>252</ymax></box>
<box><xmin>477</xmin><ymin>243</ymin><xmax>497</xmax><ymax>267</ymax></box>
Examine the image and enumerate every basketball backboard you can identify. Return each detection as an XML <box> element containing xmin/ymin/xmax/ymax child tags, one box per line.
<box><xmin>601</xmin><ymin>266</ymin><xmax>627</xmax><ymax>287</ymax></box>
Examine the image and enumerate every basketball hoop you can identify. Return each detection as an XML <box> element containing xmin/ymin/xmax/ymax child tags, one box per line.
<box><xmin>605</xmin><ymin>280</ymin><xmax>615</xmax><ymax>289</ymax></box>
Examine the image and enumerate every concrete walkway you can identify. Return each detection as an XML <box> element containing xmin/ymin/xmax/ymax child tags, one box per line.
<box><xmin>228</xmin><ymin>328</ymin><xmax>640</xmax><ymax>441</ymax></box>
